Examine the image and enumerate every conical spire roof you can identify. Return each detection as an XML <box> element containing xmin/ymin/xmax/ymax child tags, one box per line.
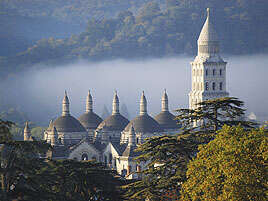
<box><xmin>86</xmin><ymin>90</ymin><xmax>93</xmax><ymax>113</ymax></box>
<box><xmin>112</xmin><ymin>90</ymin><xmax>120</xmax><ymax>115</ymax></box>
<box><xmin>62</xmin><ymin>90</ymin><xmax>70</xmax><ymax>116</ymax></box>
<box><xmin>161</xmin><ymin>89</ymin><xmax>169</xmax><ymax>112</ymax></box>
<box><xmin>140</xmin><ymin>91</ymin><xmax>147</xmax><ymax>115</ymax></box>
<box><xmin>198</xmin><ymin>8</ymin><xmax>218</xmax><ymax>44</ymax></box>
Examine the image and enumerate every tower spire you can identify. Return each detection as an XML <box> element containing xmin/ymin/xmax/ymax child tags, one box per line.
<box><xmin>86</xmin><ymin>90</ymin><xmax>93</xmax><ymax>113</ymax></box>
<box><xmin>161</xmin><ymin>89</ymin><xmax>169</xmax><ymax>112</ymax></box>
<box><xmin>24</xmin><ymin>121</ymin><xmax>31</xmax><ymax>141</ymax></box>
<box><xmin>140</xmin><ymin>91</ymin><xmax>147</xmax><ymax>115</ymax></box>
<box><xmin>62</xmin><ymin>90</ymin><xmax>70</xmax><ymax>116</ymax></box>
<box><xmin>197</xmin><ymin>8</ymin><xmax>219</xmax><ymax>57</ymax></box>
<box><xmin>112</xmin><ymin>90</ymin><xmax>119</xmax><ymax>115</ymax></box>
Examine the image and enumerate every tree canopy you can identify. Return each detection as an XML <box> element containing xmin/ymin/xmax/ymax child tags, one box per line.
<box><xmin>180</xmin><ymin>125</ymin><xmax>268</xmax><ymax>201</ymax></box>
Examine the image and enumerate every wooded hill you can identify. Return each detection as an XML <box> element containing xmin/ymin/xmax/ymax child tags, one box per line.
<box><xmin>0</xmin><ymin>0</ymin><xmax>267</xmax><ymax>77</ymax></box>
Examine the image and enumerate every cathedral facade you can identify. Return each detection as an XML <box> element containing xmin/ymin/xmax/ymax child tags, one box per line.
<box><xmin>24</xmin><ymin>8</ymin><xmax>228</xmax><ymax>179</ymax></box>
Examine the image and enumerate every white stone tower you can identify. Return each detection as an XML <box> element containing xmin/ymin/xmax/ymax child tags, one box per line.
<box><xmin>189</xmin><ymin>8</ymin><xmax>229</xmax><ymax>109</ymax></box>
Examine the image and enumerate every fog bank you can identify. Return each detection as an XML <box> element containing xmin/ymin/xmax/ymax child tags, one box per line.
<box><xmin>1</xmin><ymin>55</ymin><xmax>268</xmax><ymax>124</ymax></box>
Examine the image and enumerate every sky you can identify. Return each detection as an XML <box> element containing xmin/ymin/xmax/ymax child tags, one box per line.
<box><xmin>1</xmin><ymin>54</ymin><xmax>268</xmax><ymax>124</ymax></box>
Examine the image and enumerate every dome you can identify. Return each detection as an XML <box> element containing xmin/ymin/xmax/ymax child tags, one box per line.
<box><xmin>52</xmin><ymin>115</ymin><xmax>86</xmax><ymax>132</ymax></box>
<box><xmin>154</xmin><ymin>111</ymin><xmax>178</xmax><ymax>130</ymax></box>
<box><xmin>78</xmin><ymin>111</ymin><xmax>103</xmax><ymax>130</ymax></box>
<box><xmin>124</xmin><ymin>114</ymin><xmax>163</xmax><ymax>133</ymax></box>
<box><xmin>97</xmin><ymin>114</ymin><xmax>129</xmax><ymax>131</ymax></box>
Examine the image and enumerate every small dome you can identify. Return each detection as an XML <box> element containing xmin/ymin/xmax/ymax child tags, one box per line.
<box><xmin>78</xmin><ymin>112</ymin><xmax>103</xmax><ymax>130</ymax></box>
<box><xmin>52</xmin><ymin>115</ymin><xmax>86</xmax><ymax>132</ymax></box>
<box><xmin>124</xmin><ymin>114</ymin><xmax>163</xmax><ymax>133</ymax></box>
<box><xmin>97</xmin><ymin>114</ymin><xmax>129</xmax><ymax>131</ymax></box>
<box><xmin>154</xmin><ymin>111</ymin><xmax>178</xmax><ymax>130</ymax></box>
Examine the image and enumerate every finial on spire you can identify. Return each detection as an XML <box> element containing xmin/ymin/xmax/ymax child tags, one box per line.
<box><xmin>140</xmin><ymin>91</ymin><xmax>147</xmax><ymax>115</ymax></box>
<box><xmin>128</xmin><ymin>124</ymin><xmax>136</xmax><ymax>146</ymax></box>
<box><xmin>207</xmin><ymin>8</ymin><xmax>210</xmax><ymax>18</ymax></box>
<box><xmin>112</xmin><ymin>90</ymin><xmax>120</xmax><ymax>115</ymax></box>
<box><xmin>62</xmin><ymin>90</ymin><xmax>70</xmax><ymax>116</ymax></box>
<box><xmin>86</xmin><ymin>90</ymin><xmax>93</xmax><ymax>113</ymax></box>
<box><xmin>24</xmin><ymin>121</ymin><xmax>31</xmax><ymax>141</ymax></box>
<box><xmin>51</xmin><ymin>126</ymin><xmax>58</xmax><ymax>146</ymax></box>
<box><xmin>162</xmin><ymin>89</ymin><xmax>169</xmax><ymax>112</ymax></box>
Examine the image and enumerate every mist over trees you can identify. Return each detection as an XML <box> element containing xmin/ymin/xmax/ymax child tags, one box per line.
<box><xmin>0</xmin><ymin>0</ymin><xmax>267</xmax><ymax>78</ymax></box>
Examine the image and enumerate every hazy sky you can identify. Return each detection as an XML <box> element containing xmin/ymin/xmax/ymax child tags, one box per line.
<box><xmin>1</xmin><ymin>54</ymin><xmax>268</xmax><ymax>124</ymax></box>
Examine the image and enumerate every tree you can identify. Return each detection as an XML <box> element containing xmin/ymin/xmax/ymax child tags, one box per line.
<box><xmin>0</xmin><ymin>119</ymin><xmax>51</xmax><ymax>200</ymax></box>
<box><xmin>26</xmin><ymin>159</ymin><xmax>124</xmax><ymax>201</ymax></box>
<box><xmin>180</xmin><ymin>125</ymin><xmax>267</xmax><ymax>201</ymax></box>
<box><xmin>122</xmin><ymin>97</ymin><xmax>255</xmax><ymax>200</ymax></box>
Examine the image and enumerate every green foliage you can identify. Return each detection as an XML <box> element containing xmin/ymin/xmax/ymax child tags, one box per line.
<box><xmin>180</xmin><ymin>125</ymin><xmax>268</xmax><ymax>201</ymax></box>
<box><xmin>122</xmin><ymin>97</ymin><xmax>256</xmax><ymax>200</ymax></box>
<box><xmin>1</xmin><ymin>0</ymin><xmax>267</xmax><ymax>77</ymax></box>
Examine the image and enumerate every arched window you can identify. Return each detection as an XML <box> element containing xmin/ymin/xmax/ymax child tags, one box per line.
<box><xmin>220</xmin><ymin>69</ymin><xmax>222</xmax><ymax>76</ymax></box>
<box><xmin>220</xmin><ymin>82</ymin><xmax>223</xmax><ymax>90</ymax></box>
<box><xmin>205</xmin><ymin>82</ymin><xmax>209</xmax><ymax>91</ymax></box>
<box><xmin>205</xmin><ymin>69</ymin><xmax>208</xmax><ymax>76</ymax></box>
<box><xmin>213</xmin><ymin>69</ymin><xmax>216</xmax><ymax>76</ymax></box>
<box><xmin>193</xmin><ymin>69</ymin><xmax>195</xmax><ymax>76</ymax></box>
<box><xmin>81</xmin><ymin>153</ymin><xmax>88</xmax><ymax>161</ymax></box>
<box><xmin>212</xmin><ymin>82</ymin><xmax>216</xmax><ymax>90</ymax></box>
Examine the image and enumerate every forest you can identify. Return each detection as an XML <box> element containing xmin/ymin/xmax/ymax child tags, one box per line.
<box><xmin>0</xmin><ymin>0</ymin><xmax>267</xmax><ymax>78</ymax></box>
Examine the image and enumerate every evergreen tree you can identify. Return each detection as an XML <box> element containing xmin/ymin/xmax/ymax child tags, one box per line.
<box><xmin>122</xmin><ymin>97</ymin><xmax>256</xmax><ymax>200</ymax></box>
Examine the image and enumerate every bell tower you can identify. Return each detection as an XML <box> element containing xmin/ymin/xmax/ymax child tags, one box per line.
<box><xmin>189</xmin><ymin>8</ymin><xmax>229</xmax><ymax>109</ymax></box>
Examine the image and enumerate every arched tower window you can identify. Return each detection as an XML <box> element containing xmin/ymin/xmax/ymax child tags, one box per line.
<box><xmin>213</xmin><ymin>69</ymin><xmax>216</xmax><ymax>76</ymax></box>
<box><xmin>205</xmin><ymin>82</ymin><xmax>209</xmax><ymax>91</ymax></box>
<box><xmin>220</xmin><ymin>69</ymin><xmax>222</xmax><ymax>76</ymax></box>
<box><xmin>212</xmin><ymin>82</ymin><xmax>216</xmax><ymax>90</ymax></box>
<box><xmin>205</xmin><ymin>69</ymin><xmax>208</xmax><ymax>76</ymax></box>
<box><xmin>220</xmin><ymin>82</ymin><xmax>223</xmax><ymax>90</ymax></box>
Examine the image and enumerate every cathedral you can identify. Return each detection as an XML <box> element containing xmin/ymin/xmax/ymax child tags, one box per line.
<box><xmin>24</xmin><ymin>8</ymin><xmax>228</xmax><ymax>179</ymax></box>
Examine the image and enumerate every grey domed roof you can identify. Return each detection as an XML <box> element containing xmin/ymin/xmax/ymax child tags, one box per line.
<box><xmin>124</xmin><ymin>114</ymin><xmax>163</xmax><ymax>133</ymax></box>
<box><xmin>154</xmin><ymin>111</ymin><xmax>178</xmax><ymax>130</ymax></box>
<box><xmin>52</xmin><ymin>115</ymin><xmax>86</xmax><ymax>132</ymax></box>
<box><xmin>78</xmin><ymin>112</ymin><xmax>103</xmax><ymax>130</ymax></box>
<box><xmin>97</xmin><ymin>114</ymin><xmax>129</xmax><ymax>131</ymax></box>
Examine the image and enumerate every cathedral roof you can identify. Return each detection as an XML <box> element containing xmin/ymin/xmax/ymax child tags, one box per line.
<box><xmin>78</xmin><ymin>111</ymin><xmax>103</xmax><ymax>130</ymax></box>
<box><xmin>122</xmin><ymin>145</ymin><xmax>140</xmax><ymax>157</ymax></box>
<box><xmin>97</xmin><ymin>114</ymin><xmax>129</xmax><ymax>131</ymax></box>
<box><xmin>52</xmin><ymin>115</ymin><xmax>86</xmax><ymax>133</ymax></box>
<box><xmin>124</xmin><ymin>114</ymin><xmax>163</xmax><ymax>133</ymax></box>
<box><xmin>154</xmin><ymin>111</ymin><xmax>178</xmax><ymax>130</ymax></box>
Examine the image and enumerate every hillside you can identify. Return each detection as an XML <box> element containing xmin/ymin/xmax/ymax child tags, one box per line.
<box><xmin>0</xmin><ymin>0</ymin><xmax>267</xmax><ymax>77</ymax></box>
